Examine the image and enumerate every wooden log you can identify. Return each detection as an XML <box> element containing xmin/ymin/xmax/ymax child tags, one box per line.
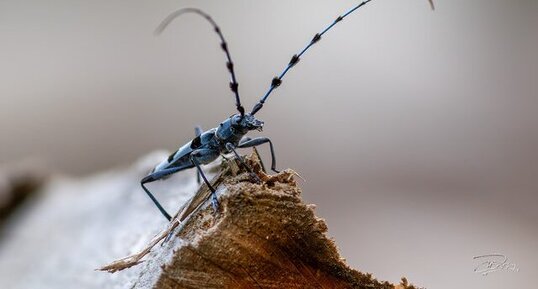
<box><xmin>100</xmin><ymin>151</ymin><xmax>421</xmax><ymax>289</ymax></box>
<box><xmin>0</xmin><ymin>150</ymin><xmax>420</xmax><ymax>289</ymax></box>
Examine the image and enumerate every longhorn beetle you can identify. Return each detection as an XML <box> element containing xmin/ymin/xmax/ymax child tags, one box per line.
<box><xmin>143</xmin><ymin>0</ymin><xmax>434</xmax><ymax>221</ymax></box>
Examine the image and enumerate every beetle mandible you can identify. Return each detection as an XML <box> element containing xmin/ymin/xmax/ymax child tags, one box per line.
<box><xmin>143</xmin><ymin>0</ymin><xmax>433</xmax><ymax>221</ymax></box>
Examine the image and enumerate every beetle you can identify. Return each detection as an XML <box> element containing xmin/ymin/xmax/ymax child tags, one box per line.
<box><xmin>143</xmin><ymin>0</ymin><xmax>433</xmax><ymax>221</ymax></box>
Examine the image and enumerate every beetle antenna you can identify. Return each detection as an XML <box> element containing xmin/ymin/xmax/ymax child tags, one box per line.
<box><xmin>250</xmin><ymin>0</ymin><xmax>434</xmax><ymax>115</ymax></box>
<box><xmin>155</xmin><ymin>8</ymin><xmax>245</xmax><ymax>116</ymax></box>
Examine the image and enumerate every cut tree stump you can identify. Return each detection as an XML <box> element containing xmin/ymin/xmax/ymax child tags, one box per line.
<box><xmin>0</xmin><ymin>150</ymin><xmax>420</xmax><ymax>289</ymax></box>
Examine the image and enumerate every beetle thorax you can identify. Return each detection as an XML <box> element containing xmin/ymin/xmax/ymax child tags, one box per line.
<box><xmin>215</xmin><ymin>114</ymin><xmax>264</xmax><ymax>143</ymax></box>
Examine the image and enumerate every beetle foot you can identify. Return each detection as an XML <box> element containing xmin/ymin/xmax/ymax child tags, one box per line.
<box><xmin>163</xmin><ymin>218</ymin><xmax>181</xmax><ymax>244</ymax></box>
<box><xmin>249</xmin><ymin>172</ymin><xmax>262</xmax><ymax>184</ymax></box>
<box><xmin>210</xmin><ymin>192</ymin><xmax>219</xmax><ymax>213</ymax></box>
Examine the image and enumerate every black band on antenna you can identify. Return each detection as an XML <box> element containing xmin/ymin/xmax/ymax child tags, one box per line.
<box><xmin>250</xmin><ymin>0</ymin><xmax>375</xmax><ymax>115</ymax></box>
<box><xmin>250</xmin><ymin>0</ymin><xmax>433</xmax><ymax>115</ymax></box>
<box><xmin>155</xmin><ymin>8</ymin><xmax>245</xmax><ymax>116</ymax></box>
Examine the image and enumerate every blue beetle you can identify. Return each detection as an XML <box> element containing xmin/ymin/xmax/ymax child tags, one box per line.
<box><xmin>141</xmin><ymin>112</ymin><xmax>275</xmax><ymax>221</ymax></box>
<box><xmin>143</xmin><ymin>0</ymin><xmax>433</xmax><ymax>220</ymax></box>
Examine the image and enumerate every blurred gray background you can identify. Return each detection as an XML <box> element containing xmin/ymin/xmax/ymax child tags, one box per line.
<box><xmin>0</xmin><ymin>0</ymin><xmax>537</xmax><ymax>288</ymax></box>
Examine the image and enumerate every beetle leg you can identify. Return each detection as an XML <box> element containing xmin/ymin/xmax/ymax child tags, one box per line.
<box><xmin>190</xmin><ymin>149</ymin><xmax>220</xmax><ymax>212</ymax></box>
<box><xmin>226</xmin><ymin>143</ymin><xmax>262</xmax><ymax>183</ymax></box>
<box><xmin>238</xmin><ymin>136</ymin><xmax>266</xmax><ymax>172</ymax></box>
<box><xmin>238</xmin><ymin>137</ymin><xmax>279</xmax><ymax>173</ymax></box>
<box><xmin>141</xmin><ymin>165</ymin><xmax>192</xmax><ymax>221</ymax></box>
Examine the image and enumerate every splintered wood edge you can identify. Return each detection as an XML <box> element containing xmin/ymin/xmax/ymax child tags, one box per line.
<box><xmin>98</xmin><ymin>150</ymin><xmax>246</xmax><ymax>273</ymax></box>
<box><xmin>100</xmin><ymin>150</ymin><xmax>421</xmax><ymax>289</ymax></box>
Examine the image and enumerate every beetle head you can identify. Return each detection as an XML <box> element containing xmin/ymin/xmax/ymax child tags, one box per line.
<box><xmin>231</xmin><ymin>113</ymin><xmax>264</xmax><ymax>132</ymax></box>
